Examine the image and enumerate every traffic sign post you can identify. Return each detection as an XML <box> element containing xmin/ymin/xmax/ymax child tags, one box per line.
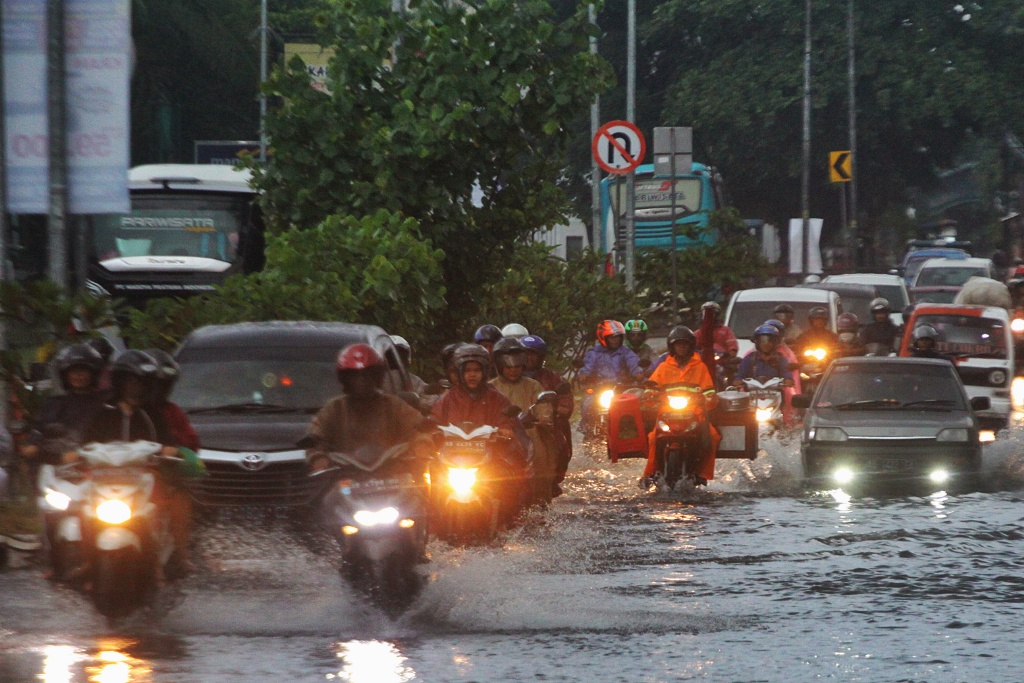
<box><xmin>829</xmin><ymin>150</ymin><xmax>852</xmax><ymax>183</ymax></box>
<box><xmin>592</xmin><ymin>120</ymin><xmax>645</xmax><ymax>290</ymax></box>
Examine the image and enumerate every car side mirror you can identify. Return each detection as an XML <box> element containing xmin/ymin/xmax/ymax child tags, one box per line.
<box><xmin>970</xmin><ymin>396</ymin><xmax>991</xmax><ymax>412</ymax></box>
<box><xmin>791</xmin><ymin>394</ymin><xmax>812</xmax><ymax>410</ymax></box>
<box><xmin>535</xmin><ymin>390</ymin><xmax>558</xmax><ymax>404</ymax></box>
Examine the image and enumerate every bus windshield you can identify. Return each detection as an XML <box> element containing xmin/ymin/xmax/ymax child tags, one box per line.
<box><xmin>609</xmin><ymin>176</ymin><xmax>704</xmax><ymax>219</ymax></box>
<box><xmin>92</xmin><ymin>194</ymin><xmax>248</xmax><ymax>264</ymax></box>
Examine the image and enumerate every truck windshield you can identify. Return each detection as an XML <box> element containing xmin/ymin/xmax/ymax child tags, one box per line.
<box><xmin>92</xmin><ymin>194</ymin><xmax>248</xmax><ymax>264</ymax></box>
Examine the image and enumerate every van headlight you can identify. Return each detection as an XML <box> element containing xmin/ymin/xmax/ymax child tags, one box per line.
<box><xmin>598</xmin><ymin>390</ymin><xmax>615</xmax><ymax>410</ymax></box>
<box><xmin>96</xmin><ymin>499</ymin><xmax>132</xmax><ymax>525</ymax></box>
<box><xmin>936</xmin><ymin>428</ymin><xmax>969</xmax><ymax>442</ymax></box>
<box><xmin>989</xmin><ymin>370</ymin><xmax>1007</xmax><ymax>386</ymax></box>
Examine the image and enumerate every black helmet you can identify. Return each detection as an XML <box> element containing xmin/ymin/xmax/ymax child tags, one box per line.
<box><xmin>109</xmin><ymin>350</ymin><xmax>160</xmax><ymax>400</ymax></box>
<box><xmin>473</xmin><ymin>324</ymin><xmax>503</xmax><ymax>344</ymax></box>
<box><xmin>492</xmin><ymin>337</ymin><xmax>527</xmax><ymax>369</ymax></box>
<box><xmin>452</xmin><ymin>343</ymin><xmax>492</xmax><ymax>385</ymax></box>
<box><xmin>666</xmin><ymin>325</ymin><xmax>697</xmax><ymax>355</ymax></box>
<box><xmin>870</xmin><ymin>297</ymin><xmax>891</xmax><ymax>314</ymax></box>
<box><xmin>146</xmin><ymin>348</ymin><xmax>180</xmax><ymax>400</ymax></box>
<box><xmin>808</xmin><ymin>306</ymin><xmax>828</xmax><ymax>321</ymax></box>
<box><xmin>53</xmin><ymin>343</ymin><xmax>104</xmax><ymax>391</ymax></box>
<box><xmin>85</xmin><ymin>336</ymin><xmax>116</xmax><ymax>363</ymax></box>
<box><xmin>441</xmin><ymin>342</ymin><xmax>466</xmax><ymax>371</ymax></box>
<box><xmin>773</xmin><ymin>303</ymin><xmax>795</xmax><ymax>316</ymax></box>
<box><xmin>912</xmin><ymin>324</ymin><xmax>938</xmax><ymax>343</ymax></box>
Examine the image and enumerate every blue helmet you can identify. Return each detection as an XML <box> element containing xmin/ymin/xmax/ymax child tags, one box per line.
<box><xmin>520</xmin><ymin>335</ymin><xmax>547</xmax><ymax>353</ymax></box>
<box><xmin>754</xmin><ymin>324</ymin><xmax>781</xmax><ymax>339</ymax></box>
<box><xmin>473</xmin><ymin>324</ymin><xmax>503</xmax><ymax>344</ymax></box>
<box><xmin>763</xmin><ymin>318</ymin><xmax>786</xmax><ymax>335</ymax></box>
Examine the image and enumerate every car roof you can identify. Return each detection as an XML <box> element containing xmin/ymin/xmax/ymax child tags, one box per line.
<box><xmin>902</xmin><ymin>248</ymin><xmax>968</xmax><ymax>262</ymax></box>
<box><xmin>824</xmin><ymin>273</ymin><xmax>904</xmax><ymax>286</ymax></box>
<box><xmin>178</xmin><ymin>321</ymin><xmax>392</xmax><ymax>350</ymax></box>
<box><xmin>831</xmin><ymin>356</ymin><xmax>957</xmax><ymax>369</ymax></box>
<box><xmin>802</xmin><ymin>282</ymin><xmax>877</xmax><ymax>296</ymax></box>
<box><xmin>730</xmin><ymin>287</ymin><xmax>835</xmax><ymax>303</ymax></box>
<box><xmin>129</xmin><ymin>164</ymin><xmax>255</xmax><ymax>194</ymax></box>
<box><xmin>919</xmin><ymin>257</ymin><xmax>992</xmax><ymax>269</ymax></box>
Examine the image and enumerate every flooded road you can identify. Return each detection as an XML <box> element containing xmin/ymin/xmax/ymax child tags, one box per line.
<box><xmin>4</xmin><ymin>424</ymin><xmax>1024</xmax><ymax>682</ymax></box>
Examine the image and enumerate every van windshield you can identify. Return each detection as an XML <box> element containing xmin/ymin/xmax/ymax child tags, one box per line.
<box><xmin>727</xmin><ymin>300</ymin><xmax>829</xmax><ymax>338</ymax></box>
<box><xmin>913</xmin><ymin>315</ymin><xmax>1007</xmax><ymax>359</ymax></box>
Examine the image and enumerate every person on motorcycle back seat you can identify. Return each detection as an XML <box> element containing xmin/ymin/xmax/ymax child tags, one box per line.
<box><xmin>641</xmin><ymin>326</ymin><xmax>721</xmax><ymax>488</ymax></box>
<box><xmin>909</xmin><ymin>324</ymin><xmax>949</xmax><ymax>360</ymax></box>
<box><xmin>391</xmin><ymin>335</ymin><xmax>427</xmax><ymax>394</ymax></box>
<box><xmin>773</xmin><ymin>304</ymin><xmax>802</xmax><ymax>343</ymax></box>
<box><xmin>521</xmin><ymin>335</ymin><xmax>573</xmax><ymax>495</ymax></box>
<box><xmin>82</xmin><ymin>350</ymin><xmax>162</xmax><ymax>448</ymax></box>
<box><xmin>21</xmin><ymin>343</ymin><xmax>107</xmax><ymax>467</ymax></box>
<box><xmin>695</xmin><ymin>301</ymin><xmax>739</xmax><ymax>385</ymax></box>
<box><xmin>306</xmin><ymin>344</ymin><xmax>433</xmax><ymax>481</ymax></box>
<box><xmin>440</xmin><ymin>343</ymin><xmax>465</xmax><ymax>386</ymax></box>
<box><xmin>736</xmin><ymin>325</ymin><xmax>795</xmax><ymax>385</ymax></box>
<box><xmin>431</xmin><ymin>344</ymin><xmax>530</xmax><ymax>513</ymax></box>
<box><xmin>624</xmin><ymin>319</ymin><xmax>658</xmax><ymax>365</ymax></box>
<box><xmin>859</xmin><ymin>298</ymin><xmax>899</xmax><ymax>353</ymax></box>
<box><xmin>836</xmin><ymin>313</ymin><xmax>866</xmax><ymax>357</ymax></box>
<box><xmin>794</xmin><ymin>307</ymin><xmax>840</xmax><ymax>359</ymax></box>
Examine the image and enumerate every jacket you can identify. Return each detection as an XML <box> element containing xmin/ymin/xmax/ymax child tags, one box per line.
<box><xmin>306</xmin><ymin>392</ymin><xmax>427</xmax><ymax>468</ymax></box>
<box><xmin>29</xmin><ymin>392</ymin><xmax>106</xmax><ymax>464</ymax></box>
<box><xmin>859</xmin><ymin>321</ymin><xmax>899</xmax><ymax>350</ymax></box>
<box><xmin>150</xmin><ymin>401</ymin><xmax>201</xmax><ymax>452</ymax></box>
<box><xmin>649</xmin><ymin>353</ymin><xmax>717</xmax><ymax>400</ymax></box>
<box><xmin>578</xmin><ymin>344</ymin><xmax>643</xmax><ymax>384</ymax></box>
<box><xmin>736</xmin><ymin>351</ymin><xmax>794</xmax><ymax>383</ymax></box>
<box><xmin>83</xmin><ymin>404</ymin><xmax>159</xmax><ymax>445</ymax></box>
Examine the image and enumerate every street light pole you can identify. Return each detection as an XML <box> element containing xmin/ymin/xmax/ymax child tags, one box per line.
<box><xmin>801</xmin><ymin>0</ymin><xmax>812</xmax><ymax>279</ymax></box>
<box><xmin>847</xmin><ymin>0</ymin><xmax>859</xmax><ymax>270</ymax></box>
<box><xmin>47</xmin><ymin>0</ymin><xmax>69</xmax><ymax>290</ymax></box>
<box><xmin>624</xmin><ymin>0</ymin><xmax>636</xmax><ymax>291</ymax></box>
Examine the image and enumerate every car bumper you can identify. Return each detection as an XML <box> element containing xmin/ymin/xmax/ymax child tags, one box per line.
<box><xmin>802</xmin><ymin>442</ymin><xmax>981</xmax><ymax>483</ymax></box>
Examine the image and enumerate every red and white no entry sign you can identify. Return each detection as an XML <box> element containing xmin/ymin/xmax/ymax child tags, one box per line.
<box><xmin>592</xmin><ymin>120</ymin><xmax>646</xmax><ymax>175</ymax></box>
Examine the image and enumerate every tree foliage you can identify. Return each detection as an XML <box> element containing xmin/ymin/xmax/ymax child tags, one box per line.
<box><xmin>124</xmin><ymin>210</ymin><xmax>446</xmax><ymax>350</ymax></box>
<box><xmin>252</xmin><ymin>0</ymin><xmax>611</xmax><ymax>317</ymax></box>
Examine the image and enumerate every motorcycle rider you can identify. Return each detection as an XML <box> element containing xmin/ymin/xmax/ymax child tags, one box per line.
<box><xmin>521</xmin><ymin>334</ymin><xmax>573</xmax><ymax>495</ymax></box>
<box><xmin>624</xmin><ymin>319</ymin><xmax>658</xmax><ymax>365</ymax></box>
<box><xmin>835</xmin><ymin>313</ymin><xmax>867</xmax><ymax>357</ymax></box>
<box><xmin>306</xmin><ymin>344</ymin><xmax>433</xmax><ymax>480</ymax></box>
<box><xmin>440</xmin><ymin>342</ymin><xmax>466</xmax><ymax>386</ymax></box>
<box><xmin>578</xmin><ymin>320</ymin><xmax>643</xmax><ymax>433</ymax></box>
<box><xmin>640</xmin><ymin>326</ymin><xmax>720</xmax><ymax>488</ymax></box>
<box><xmin>501</xmin><ymin>323</ymin><xmax>529</xmax><ymax>340</ymax></box>
<box><xmin>490</xmin><ymin>338</ymin><xmax>557</xmax><ymax>502</ymax></box>
<box><xmin>735</xmin><ymin>325</ymin><xmax>795</xmax><ymax>386</ymax></box>
<box><xmin>390</xmin><ymin>335</ymin><xmax>427</xmax><ymax>394</ymax></box>
<box><xmin>772</xmin><ymin>304</ymin><xmax>802</xmax><ymax>343</ymax></box>
<box><xmin>431</xmin><ymin>344</ymin><xmax>530</xmax><ymax>519</ymax></box>
<box><xmin>81</xmin><ymin>351</ymin><xmax>163</xmax><ymax>447</ymax></box>
<box><xmin>909</xmin><ymin>324</ymin><xmax>948</xmax><ymax>360</ymax></box>
<box><xmin>859</xmin><ymin>298</ymin><xmax>899</xmax><ymax>354</ymax></box>
<box><xmin>695</xmin><ymin>301</ymin><xmax>739</xmax><ymax>387</ymax></box>
<box><xmin>794</xmin><ymin>307</ymin><xmax>840</xmax><ymax>358</ymax></box>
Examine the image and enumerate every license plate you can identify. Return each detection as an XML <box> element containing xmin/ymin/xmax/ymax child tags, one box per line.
<box><xmin>865</xmin><ymin>458</ymin><xmax>914</xmax><ymax>473</ymax></box>
<box><xmin>444</xmin><ymin>439</ymin><xmax>486</xmax><ymax>452</ymax></box>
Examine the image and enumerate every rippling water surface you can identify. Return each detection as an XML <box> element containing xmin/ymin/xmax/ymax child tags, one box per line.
<box><xmin>4</xmin><ymin>420</ymin><xmax>1024</xmax><ymax>682</ymax></box>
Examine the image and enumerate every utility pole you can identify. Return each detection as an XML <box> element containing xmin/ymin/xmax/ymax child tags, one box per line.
<box><xmin>624</xmin><ymin>0</ymin><xmax>636</xmax><ymax>290</ymax></box>
<box><xmin>47</xmin><ymin>0</ymin><xmax>69</xmax><ymax>289</ymax></box>
<box><xmin>847</xmin><ymin>0</ymin><xmax>859</xmax><ymax>270</ymax></box>
<box><xmin>589</xmin><ymin>4</ymin><xmax>601</xmax><ymax>260</ymax></box>
<box><xmin>801</xmin><ymin>0</ymin><xmax>812</xmax><ymax>279</ymax></box>
<box><xmin>0</xmin><ymin>5</ymin><xmax>9</xmax><ymax>425</ymax></box>
<box><xmin>259</xmin><ymin>0</ymin><xmax>268</xmax><ymax>161</ymax></box>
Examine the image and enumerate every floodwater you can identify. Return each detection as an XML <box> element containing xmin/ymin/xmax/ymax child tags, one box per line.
<box><xmin>4</xmin><ymin>421</ymin><xmax>1024</xmax><ymax>682</ymax></box>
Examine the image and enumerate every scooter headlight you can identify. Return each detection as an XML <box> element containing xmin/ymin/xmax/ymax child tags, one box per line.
<box><xmin>44</xmin><ymin>489</ymin><xmax>71</xmax><ymax>511</ymax></box>
<box><xmin>448</xmin><ymin>467</ymin><xmax>478</xmax><ymax>496</ymax></box>
<box><xmin>667</xmin><ymin>395</ymin><xmax>689</xmax><ymax>411</ymax></box>
<box><xmin>598</xmin><ymin>389</ymin><xmax>615</xmax><ymax>410</ymax></box>
<box><xmin>96</xmin><ymin>499</ymin><xmax>132</xmax><ymax>525</ymax></box>
<box><xmin>804</xmin><ymin>347</ymin><xmax>827</xmax><ymax>362</ymax></box>
<box><xmin>353</xmin><ymin>507</ymin><xmax>400</xmax><ymax>527</ymax></box>
<box><xmin>755</xmin><ymin>408</ymin><xmax>774</xmax><ymax>422</ymax></box>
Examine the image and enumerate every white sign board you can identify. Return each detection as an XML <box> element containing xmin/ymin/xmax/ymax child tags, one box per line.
<box><xmin>3</xmin><ymin>0</ymin><xmax>48</xmax><ymax>213</ymax></box>
<box><xmin>788</xmin><ymin>218</ymin><xmax>823</xmax><ymax>274</ymax></box>
<box><xmin>66</xmin><ymin>0</ymin><xmax>131</xmax><ymax>214</ymax></box>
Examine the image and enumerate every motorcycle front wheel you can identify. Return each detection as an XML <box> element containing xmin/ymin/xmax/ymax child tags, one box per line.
<box><xmin>92</xmin><ymin>548</ymin><xmax>148</xmax><ymax>618</ymax></box>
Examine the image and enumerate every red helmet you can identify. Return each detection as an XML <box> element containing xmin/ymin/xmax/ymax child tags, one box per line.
<box><xmin>336</xmin><ymin>344</ymin><xmax>386</xmax><ymax>372</ymax></box>
<box><xmin>596</xmin><ymin>320</ymin><xmax>626</xmax><ymax>347</ymax></box>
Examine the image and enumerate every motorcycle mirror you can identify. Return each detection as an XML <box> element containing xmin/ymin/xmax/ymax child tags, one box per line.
<box><xmin>535</xmin><ymin>390</ymin><xmax>558</xmax><ymax>404</ymax></box>
<box><xmin>555</xmin><ymin>381</ymin><xmax>572</xmax><ymax>395</ymax></box>
<box><xmin>638</xmin><ymin>358</ymin><xmax>652</xmax><ymax>369</ymax></box>
<box><xmin>571</xmin><ymin>359</ymin><xmax>585</xmax><ymax>369</ymax></box>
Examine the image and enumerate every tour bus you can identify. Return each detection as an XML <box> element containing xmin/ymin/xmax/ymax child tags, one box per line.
<box><xmin>597</xmin><ymin>162</ymin><xmax>723</xmax><ymax>255</ymax></box>
<box><xmin>86</xmin><ymin>164</ymin><xmax>265</xmax><ymax>307</ymax></box>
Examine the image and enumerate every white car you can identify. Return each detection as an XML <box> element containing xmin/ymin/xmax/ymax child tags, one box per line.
<box><xmin>822</xmin><ymin>272</ymin><xmax>910</xmax><ymax>326</ymax></box>
<box><xmin>911</xmin><ymin>257</ymin><xmax>994</xmax><ymax>290</ymax></box>
<box><xmin>724</xmin><ymin>287</ymin><xmax>841</xmax><ymax>357</ymax></box>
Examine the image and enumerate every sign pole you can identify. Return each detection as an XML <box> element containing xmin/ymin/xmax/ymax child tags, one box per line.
<box><xmin>589</xmin><ymin>3</ymin><xmax>601</xmax><ymax>264</ymax></box>
<box><xmin>624</xmin><ymin>0</ymin><xmax>636</xmax><ymax>291</ymax></box>
<box><xmin>259</xmin><ymin>0</ymin><xmax>268</xmax><ymax>162</ymax></box>
<box><xmin>669</xmin><ymin>128</ymin><xmax>679</xmax><ymax>322</ymax></box>
<box><xmin>801</xmin><ymin>0</ymin><xmax>812</xmax><ymax>280</ymax></box>
<box><xmin>847</xmin><ymin>0</ymin><xmax>859</xmax><ymax>270</ymax></box>
<box><xmin>47</xmin><ymin>0</ymin><xmax>69</xmax><ymax>291</ymax></box>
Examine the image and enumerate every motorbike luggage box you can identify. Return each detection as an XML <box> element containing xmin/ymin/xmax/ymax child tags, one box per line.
<box><xmin>606</xmin><ymin>392</ymin><xmax>648</xmax><ymax>463</ymax></box>
<box><xmin>716</xmin><ymin>390</ymin><xmax>750</xmax><ymax>412</ymax></box>
<box><xmin>711</xmin><ymin>403</ymin><xmax>758</xmax><ymax>460</ymax></box>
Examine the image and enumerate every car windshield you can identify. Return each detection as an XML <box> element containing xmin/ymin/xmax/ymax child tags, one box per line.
<box><xmin>815</xmin><ymin>363</ymin><xmax>965</xmax><ymax>410</ymax></box>
<box><xmin>172</xmin><ymin>345</ymin><xmax>342</xmax><ymax>412</ymax></box>
<box><xmin>914</xmin><ymin>266</ymin><xmax>988</xmax><ymax>287</ymax></box>
<box><xmin>727</xmin><ymin>299</ymin><xmax>828</xmax><ymax>338</ymax></box>
<box><xmin>913</xmin><ymin>314</ymin><xmax>1007</xmax><ymax>359</ymax></box>
<box><xmin>876</xmin><ymin>285</ymin><xmax>909</xmax><ymax>310</ymax></box>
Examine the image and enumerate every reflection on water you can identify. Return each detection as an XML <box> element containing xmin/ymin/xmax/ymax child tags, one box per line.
<box><xmin>40</xmin><ymin>645</ymin><xmax>85</xmax><ymax>683</ymax></box>
<box><xmin>330</xmin><ymin>641</ymin><xmax>415</xmax><ymax>683</ymax></box>
<box><xmin>36</xmin><ymin>640</ymin><xmax>152</xmax><ymax>683</ymax></box>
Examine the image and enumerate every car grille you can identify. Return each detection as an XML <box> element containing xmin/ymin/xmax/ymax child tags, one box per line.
<box><xmin>187</xmin><ymin>460</ymin><xmax>322</xmax><ymax>507</ymax></box>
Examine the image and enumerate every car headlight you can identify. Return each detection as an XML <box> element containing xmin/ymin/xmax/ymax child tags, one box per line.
<box><xmin>804</xmin><ymin>348</ymin><xmax>827</xmax><ymax>362</ymax></box>
<box><xmin>833</xmin><ymin>467</ymin><xmax>855</xmax><ymax>484</ymax></box>
<box><xmin>598</xmin><ymin>390</ymin><xmax>615</xmax><ymax>410</ymax></box>
<box><xmin>936</xmin><ymin>428</ymin><xmax>969</xmax><ymax>442</ymax></box>
<box><xmin>447</xmin><ymin>467</ymin><xmax>478</xmax><ymax>496</ymax></box>
<box><xmin>44</xmin><ymin>489</ymin><xmax>71</xmax><ymax>511</ymax></box>
<box><xmin>813</xmin><ymin>427</ymin><xmax>849</xmax><ymax>442</ymax></box>
<box><xmin>667</xmin><ymin>395</ymin><xmax>689</xmax><ymax>410</ymax></box>
<box><xmin>353</xmin><ymin>507</ymin><xmax>400</xmax><ymax>527</ymax></box>
<box><xmin>96</xmin><ymin>499</ymin><xmax>132</xmax><ymax>525</ymax></box>
<box><xmin>929</xmin><ymin>469</ymin><xmax>950</xmax><ymax>484</ymax></box>
<box><xmin>989</xmin><ymin>370</ymin><xmax>1007</xmax><ymax>386</ymax></box>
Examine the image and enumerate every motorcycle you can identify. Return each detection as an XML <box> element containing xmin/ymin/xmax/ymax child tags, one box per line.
<box><xmin>581</xmin><ymin>381</ymin><xmax>617</xmax><ymax>440</ymax></box>
<box><xmin>799</xmin><ymin>346</ymin><xmax>830</xmax><ymax>396</ymax></box>
<box><xmin>68</xmin><ymin>441</ymin><xmax>176</xmax><ymax>618</ymax></box>
<box><xmin>649</xmin><ymin>382</ymin><xmax>712</xmax><ymax>490</ymax></box>
<box><xmin>511</xmin><ymin>390</ymin><xmax>560</xmax><ymax>505</ymax></box>
<box><xmin>310</xmin><ymin>443</ymin><xmax>427</xmax><ymax>614</ymax></box>
<box><xmin>741</xmin><ymin>377</ymin><xmax>786</xmax><ymax>427</ymax></box>
<box><xmin>431</xmin><ymin>422</ymin><xmax>522</xmax><ymax>544</ymax></box>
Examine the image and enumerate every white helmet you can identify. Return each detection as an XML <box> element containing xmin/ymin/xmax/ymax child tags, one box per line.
<box><xmin>389</xmin><ymin>335</ymin><xmax>410</xmax><ymax>352</ymax></box>
<box><xmin>803</xmin><ymin>274</ymin><xmax>821</xmax><ymax>284</ymax></box>
<box><xmin>501</xmin><ymin>323</ymin><xmax>529</xmax><ymax>339</ymax></box>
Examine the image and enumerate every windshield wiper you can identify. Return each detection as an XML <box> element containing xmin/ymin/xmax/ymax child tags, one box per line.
<box><xmin>900</xmin><ymin>399</ymin><xmax>955</xmax><ymax>410</ymax></box>
<box><xmin>833</xmin><ymin>399</ymin><xmax>902</xmax><ymax>410</ymax></box>
<box><xmin>187</xmin><ymin>402</ymin><xmax>300</xmax><ymax>415</ymax></box>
